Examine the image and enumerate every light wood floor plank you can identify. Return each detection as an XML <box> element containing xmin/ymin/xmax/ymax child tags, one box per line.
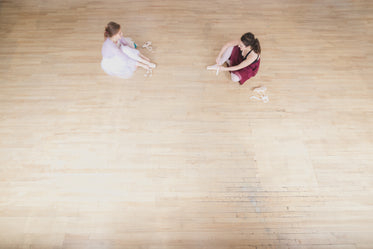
<box><xmin>0</xmin><ymin>0</ymin><xmax>372</xmax><ymax>248</ymax></box>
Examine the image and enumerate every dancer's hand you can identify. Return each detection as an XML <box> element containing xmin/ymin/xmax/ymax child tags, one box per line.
<box><xmin>218</xmin><ymin>65</ymin><xmax>226</xmax><ymax>71</ymax></box>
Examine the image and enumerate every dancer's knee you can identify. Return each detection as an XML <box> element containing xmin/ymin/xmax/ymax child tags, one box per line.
<box><xmin>231</xmin><ymin>73</ymin><xmax>240</xmax><ymax>82</ymax></box>
<box><xmin>219</xmin><ymin>46</ymin><xmax>234</xmax><ymax>65</ymax></box>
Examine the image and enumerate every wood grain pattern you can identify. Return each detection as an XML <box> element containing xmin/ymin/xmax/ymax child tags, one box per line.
<box><xmin>0</xmin><ymin>0</ymin><xmax>372</xmax><ymax>248</ymax></box>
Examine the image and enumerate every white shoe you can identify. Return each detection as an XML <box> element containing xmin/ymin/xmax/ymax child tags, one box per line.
<box><xmin>253</xmin><ymin>86</ymin><xmax>267</xmax><ymax>93</ymax></box>
<box><xmin>144</xmin><ymin>68</ymin><xmax>152</xmax><ymax>77</ymax></box>
<box><xmin>206</xmin><ymin>64</ymin><xmax>218</xmax><ymax>70</ymax></box>
<box><xmin>142</xmin><ymin>41</ymin><xmax>152</xmax><ymax>48</ymax></box>
<box><xmin>148</xmin><ymin>63</ymin><xmax>156</xmax><ymax>69</ymax></box>
<box><xmin>142</xmin><ymin>41</ymin><xmax>153</xmax><ymax>52</ymax></box>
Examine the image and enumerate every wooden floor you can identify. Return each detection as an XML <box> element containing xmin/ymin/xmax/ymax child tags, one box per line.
<box><xmin>0</xmin><ymin>0</ymin><xmax>372</xmax><ymax>248</ymax></box>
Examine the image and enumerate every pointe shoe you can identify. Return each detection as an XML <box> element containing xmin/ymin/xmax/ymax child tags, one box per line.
<box><xmin>148</xmin><ymin>63</ymin><xmax>156</xmax><ymax>69</ymax></box>
<box><xmin>206</xmin><ymin>64</ymin><xmax>218</xmax><ymax>70</ymax></box>
<box><xmin>253</xmin><ymin>86</ymin><xmax>267</xmax><ymax>93</ymax></box>
<box><xmin>142</xmin><ymin>41</ymin><xmax>152</xmax><ymax>48</ymax></box>
<box><xmin>144</xmin><ymin>68</ymin><xmax>152</xmax><ymax>77</ymax></box>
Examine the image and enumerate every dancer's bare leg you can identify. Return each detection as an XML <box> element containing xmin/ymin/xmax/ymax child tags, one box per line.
<box><xmin>132</xmin><ymin>53</ymin><xmax>155</xmax><ymax>68</ymax></box>
<box><xmin>139</xmin><ymin>53</ymin><xmax>150</xmax><ymax>62</ymax></box>
<box><xmin>137</xmin><ymin>62</ymin><xmax>150</xmax><ymax>70</ymax></box>
<box><xmin>218</xmin><ymin>46</ymin><xmax>234</xmax><ymax>65</ymax></box>
<box><xmin>137</xmin><ymin>54</ymin><xmax>155</xmax><ymax>68</ymax></box>
<box><xmin>122</xmin><ymin>46</ymin><xmax>156</xmax><ymax>68</ymax></box>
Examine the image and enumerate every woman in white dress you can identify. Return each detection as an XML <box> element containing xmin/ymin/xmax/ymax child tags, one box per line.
<box><xmin>101</xmin><ymin>22</ymin><xmax>156</xmax><ymax>79</ymax></box>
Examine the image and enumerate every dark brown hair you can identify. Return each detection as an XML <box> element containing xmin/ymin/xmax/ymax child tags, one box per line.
<box><xmin>241</xmin><ymin>32</ymin><xmax>261</xmax><ymax>54</ymax></box>
<box><xmin>104</xmin><ymin>22</ymin><xmax>120</xmax><ymax>39</ymax></box>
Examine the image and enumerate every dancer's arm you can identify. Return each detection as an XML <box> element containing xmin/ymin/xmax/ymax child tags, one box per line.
<box><xmin>219</xmin><ymin>53</ymin><xmax>258</xmax><ymax>72</ymax></box>
<box><xmin>216</xmin><ymin>40</ymin><xmax>239</xmax><ymax>64</ymax></box>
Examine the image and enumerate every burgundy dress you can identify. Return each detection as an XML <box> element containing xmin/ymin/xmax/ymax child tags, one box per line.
<box><xmin>229</xmin><ymin>46</ymin><xmax>260</xmax><ymax>85</ymax></box>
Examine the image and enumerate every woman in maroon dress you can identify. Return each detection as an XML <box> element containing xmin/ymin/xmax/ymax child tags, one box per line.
<box><xmin>207</xmin><ymin>32</ymin><xmax>261</xmax><ymax>85</ymax></box>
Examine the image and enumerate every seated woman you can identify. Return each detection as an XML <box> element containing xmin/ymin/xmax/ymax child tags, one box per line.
<box><xmin>101</xmin><ymin>22</ymin><xmax>156</xmax><ymax>79</ymax></box>
<box><xmin>207</xmin><ymin>32</ymin><xmax>261</xmax><ymax>85</ymax></box>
